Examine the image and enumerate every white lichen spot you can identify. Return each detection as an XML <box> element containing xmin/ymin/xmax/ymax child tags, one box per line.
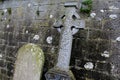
<box><xmin>100</xmin><ymin>9</ymin><xmax>104</xmax><ymax>13</ymax></box>
<box><xmin>31</xmin><ymin>49</ymin><xmax>33</xmax><ymax>52</ymax></box>
<box><xmin>90</xmin><ymin>12</ymin><xmax>96</xmax><ymax>18</ymax></box>
<box><xmin>84</xmin><ymin>62</ymin><xmax>94</xmax><ymax>70</ymax></box>
<box><xmin>109</xmin><ymin>14</ymin><xmax>117</xmax><ymax>19</ymax></box>
<box><xmin>33</xmin><ymin>35</ymin><xmax>40</xmax><ymax>40</ymax></box>
<box><xmin>6</xmin><ymin>24</ymin><xmax>10</xmax><ymax>28</ymax></box>
<box><xmin>50</xmin><ymin>15</ymin><xmax>53</xmax><ymax>18</ymax></box>
<box><xmin>4</xmin><ymin>17</ymin><xmax>7</xmax><ymax>20</ymax></box>
<box><xmin>109</xmin><ymin>6</ymin><xmax>119</xmax><ymax>10</ymax></box>
<box><xmin>25</xmin><ymin>30</ymin><xmax>29</xmax><ymax>34</ymax></box>
<box><xmin>3</xmin><ymin>9</ymin><xmax>7</xmax><ymax>13</ymax></box>
<box><xmin>46</xmin><ymin>36</ymin><xmax>53</xmax><ymax>44</ymax></box>
<box><xmin>28</xmin><ymin>3</ymin><xmax>31</xmax><ymax>7</ymax></box>
<box><xmin>101</xmin><ymin>51</ymin><xmax>110</xmax><ymax>58</ymax></box>
<box><xmin>116</xmin><ymin>37</ymin><xmax>120</xmax><ymax>42</ymax></box>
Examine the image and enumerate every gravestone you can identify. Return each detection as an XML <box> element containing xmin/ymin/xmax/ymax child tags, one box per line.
<box><xmin>45</xmin><ymin>1</ymin><xmax>85</xmax><ymax>80</ymax></box>
<box><xmin>13</xmin><ymin>43</ymin><xmax>44</xmax><ymax>80</ymax></box>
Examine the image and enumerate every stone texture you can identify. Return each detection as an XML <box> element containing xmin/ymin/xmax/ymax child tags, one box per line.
<box><xmin>0</xmin><ymin>0</ymin><xmax>120</xmax><ymax>80</ymax></box>
<box><xmin>13</xmin><ymin>43</ymin><xmax>44</xmax><ymax>80</ymax></box>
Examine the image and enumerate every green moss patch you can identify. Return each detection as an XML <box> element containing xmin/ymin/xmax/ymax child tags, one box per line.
<box><xmin>80</xmin><ymin>0</ymin><xmax>92</xmax><ymax>14</ymax></box>
<box><xmin>82</xmin><ymin>0</ymin><xmax>92</xmax><ymax>5</ymax></box>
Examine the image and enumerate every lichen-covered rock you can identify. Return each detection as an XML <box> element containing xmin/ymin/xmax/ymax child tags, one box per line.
<box><xmin>13</xmin><ymin>43</ymin><xmax>44</xmax><ymax>80</ymax></box>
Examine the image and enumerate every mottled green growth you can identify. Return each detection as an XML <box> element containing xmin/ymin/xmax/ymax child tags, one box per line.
<box><xmin>13</xmin><ymin>43</ymin><xmax>44</xmax><ymax>80</ymax></box>
<box><xmin>36</xmin><ymin>10</ymin><xmax>40</xmax><ymax>16</ymax></box>
<box><xmin>80</xmin><ymin>7</ymin><xmax>92</xmax><ymax>13</ymax></box>
<box><xmin>82</xmin><ymin>0</ymin><xmax>92</xmax><ymax>5</ymax></box>
<box><xmin>80</xmin><ymin>0</ymin><xmax>92</xmax><ymax>14</ymax></box>
<box><xmin>7</xmin><ymin>8</ymin><xmax>12</xmax><ymax>15</ymax></box>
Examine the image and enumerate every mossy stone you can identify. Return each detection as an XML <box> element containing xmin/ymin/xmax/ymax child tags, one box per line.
<box><xmin>13</xmin><ymin>43</ymin><xmax>45</xmax><ymax>80</ymax></box>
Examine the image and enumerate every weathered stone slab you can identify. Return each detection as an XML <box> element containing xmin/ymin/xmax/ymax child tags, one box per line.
<box><xmin>13</xmin><ymin>43</ymin><xmax>44</xmax><ymax>80</ymax></box>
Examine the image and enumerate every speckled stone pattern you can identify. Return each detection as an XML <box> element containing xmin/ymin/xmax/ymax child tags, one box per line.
<box><xmin>71</xmin><ymin>0</ymin><xmax>120</xmax><ymax>80</ymax></box>
<box><xmin>13</xmin><ymin>43</ymin><xmax>44</xmax><ymax>80</ymax></box>
<box><xmin>56</xmin><ymin>26</ymin><xmax>73</xmax><ymax>71</ymax></box>
<box><xmin>0</xmin><ymin>0</ymin><xmax>120</xmax><ymax>80</ymax></box>
<box><xmin>56</xmin><ymin>6</ymin><xmax>85</xmax><ymax>71</ymax></box>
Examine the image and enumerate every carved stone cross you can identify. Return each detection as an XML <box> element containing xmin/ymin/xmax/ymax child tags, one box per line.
<box><xmin>45</xmin><ymin>1</ymin><xmax>85</xmax><ymax>80</ymax></box>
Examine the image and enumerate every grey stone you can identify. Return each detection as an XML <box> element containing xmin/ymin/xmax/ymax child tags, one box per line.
<box><xmin>64</xmin><ymin>2</ymin><xmax>79</xmax><ymax>8</ymax></box>
<box><xmin>45</xmin><ymin>2</ymin><xmax>85</xmax><ymax>80</ymax></box>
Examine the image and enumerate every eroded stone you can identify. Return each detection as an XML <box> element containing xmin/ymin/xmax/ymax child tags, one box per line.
<box><xmin>13</xmin><ymin>43</ymin><xmax>44</xmax><ymax>80</ymax></box>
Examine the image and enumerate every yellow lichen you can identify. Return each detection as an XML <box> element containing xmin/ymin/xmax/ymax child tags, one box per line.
<box><xmin>16</xmin><ymin>43</ymin><xmax>45</xmax><ymax>79</ymax></box>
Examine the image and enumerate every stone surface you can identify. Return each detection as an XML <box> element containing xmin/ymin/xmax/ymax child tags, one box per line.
<box><xmin>0</xmin><ymin>0</ymin><xmax>120</xmax><ymax>80</ymax></box>
<box><xmin>56</xmin><ymin>6</ymin><xmax>85</xmax><ymax>71</ymax></box>
<box><xmin>13</xmin><ymin>43</ymin><xmax>44</xmax><ymax>80</ymax></box>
